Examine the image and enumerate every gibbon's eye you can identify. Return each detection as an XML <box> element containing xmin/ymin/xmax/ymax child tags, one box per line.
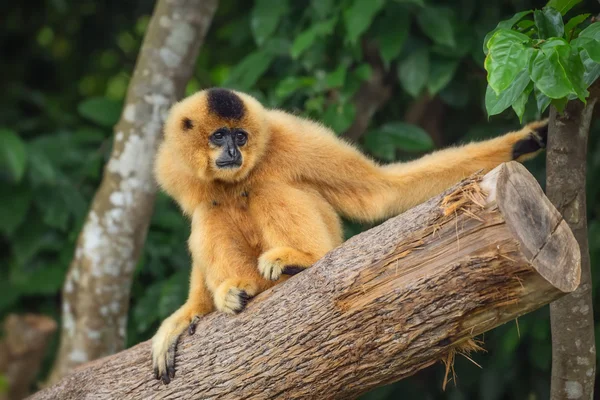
<box><xmin>210</xmin><ymin>129</ymin><xmax>227</xmax><ymax>145</ymax></box>
<box><xmin>235</xmin><ymin>130</ymin><xmax>247</xmax><ymax>146</ymax></box>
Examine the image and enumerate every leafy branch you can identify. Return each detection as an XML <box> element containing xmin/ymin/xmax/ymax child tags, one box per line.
<box><xmin>483</xmin><ymin>0</ymin><xmax>600</xmax><ymax>120</ymax></box>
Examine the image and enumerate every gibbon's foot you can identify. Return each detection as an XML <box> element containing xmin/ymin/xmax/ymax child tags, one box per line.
<box><xmin>152</xmin><ymin>307</ymin><xmax>204</xmax><ymax>384</ymax></box>
<box><xmin>258</xmin><ymin>247</ymin><xmax>314</xmax><ymax>281</ymax></box>
<box><xmin>512</xmin><ymin>119</ymin><xmax>548</xmax><ymax>161</ymax></box>
<box><xmin>213</xmin><ymin>279</ymin><xmax>258</xmax><ymax>314</ymax></box>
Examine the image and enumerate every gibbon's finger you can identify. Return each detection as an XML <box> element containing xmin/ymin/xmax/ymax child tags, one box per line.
<box><xmin>513</xmin><ymin>120</ymin><xmax>549</xmax><ymax>160</ymax></box>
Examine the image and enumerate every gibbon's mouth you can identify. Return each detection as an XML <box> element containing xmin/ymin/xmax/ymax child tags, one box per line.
<box><xmin>215</xmin><ymin>160</ymin><xmax>242</xmax><ymax>169</ymax></box>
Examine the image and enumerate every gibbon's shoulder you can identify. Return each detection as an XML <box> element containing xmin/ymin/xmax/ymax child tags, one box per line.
<box><xmin>263</xmin><ymin>108</ymin><xmax>359</xmax><ymax>154</ymax></box>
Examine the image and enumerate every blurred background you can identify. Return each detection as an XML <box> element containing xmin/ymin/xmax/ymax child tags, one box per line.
<box><xmin>1</xmin><ymin>0</ymin><xmax>600</xmax><ymax>399</ymax></box>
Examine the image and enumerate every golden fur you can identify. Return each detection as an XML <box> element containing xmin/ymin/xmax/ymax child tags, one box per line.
<box><xmin>151</xmin><ymin>88</ymin><xmax>547</xmax><ymax>383</ymax></box>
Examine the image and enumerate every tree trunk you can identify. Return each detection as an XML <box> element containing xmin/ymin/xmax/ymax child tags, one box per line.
<box><xmin>31</xmin><ymin>162</ymin><xmax>581</xmax><ymax>400</ymax></box>
<box><xmin>47</xmin><ymin>0</ymin><xmax>219</xmax><ymax>384</ymax></box>
<box><xmin>547</xmin><ymin>90</ymin><xmax>598</xmax><ymax>399</ymax></box>
<box><xmin>0</xmin><ymin>314</ymin><xmax>57</xmax><ymax>400</ymax></box>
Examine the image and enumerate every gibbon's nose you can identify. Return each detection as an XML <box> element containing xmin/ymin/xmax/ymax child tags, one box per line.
<box><xmin>228</xmin><ymin>147</ymin><xmax>238</xmax><ymax>158</ymax></box>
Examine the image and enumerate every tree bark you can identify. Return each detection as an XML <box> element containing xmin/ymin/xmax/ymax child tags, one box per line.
<box><xmin>47</xmin><ymin>0</ymin><xmax>219</xmax><ymax>384</ymax></box>
<box><xmin>0</xmin><ymin>314</ymin><xmax>57</xmax><ymax>400</ymax></box>
<box><xmin>547</xmin><ymin>88</ymin><xmax>598</xmax><ymax>400</ymax></box>
<box><xmin>31</xmin><ymin>162</ymin><xmax>581</xmax><ymax>400</ymax></box>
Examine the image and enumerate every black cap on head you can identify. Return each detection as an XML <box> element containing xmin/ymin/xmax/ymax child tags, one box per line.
<box><xmin>207</xmin><ymin>88</ymin><xmax>245</xmax><ymax>120</ymax></box>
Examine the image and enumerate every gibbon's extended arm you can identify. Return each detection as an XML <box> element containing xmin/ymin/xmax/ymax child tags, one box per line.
<box><xmin>281</xmin><ymin>115</ymin><xmax>548</xmax><ymax>222</ymax></box>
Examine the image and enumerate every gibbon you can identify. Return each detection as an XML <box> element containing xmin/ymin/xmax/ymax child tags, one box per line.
<box><xmin>151</xmin><ymin>88</ymin><xmax>548</xmax><ymax>383</ymax></box>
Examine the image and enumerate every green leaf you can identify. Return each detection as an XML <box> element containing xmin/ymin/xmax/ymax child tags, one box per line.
<box><xmin>344</xmin><ymin>0</ymin><xmax>385</xmax><ymax>45</ymax></box>
<box><xmin>353</xmin><ymin>64</ymin><xmax>373</xmax><ymax>81</ymax></box>
<box><xmin>325</xmin><ymin>65</ymin><xmax>347</xmax><ymax>88</ymax></box>
<box><xmin>0</xmin><ymin>184</ymin><xmax>31</xmax><ymax>235</ymax></box>
<box><xmin>485</xmin><ymin>29</ymin><xmax>532</xmax><ymax>93</ymax></box>
<box><xmin>398</xmin><ymin>48</ymin><xmax>429</xmax><ymax>97</ymax></box>
<box><xmin>535</xmin><ymin>86</ymin><xmax>552</xmax><ymax>113</ymax></box>
<box><xmin>578</xmin><ymin>22</ymin><xmax>600</xmax><ymax>41</ymax></box>
<box><xmin>376</xmin><ymin>10</ymin><xmax>409</xmax><ymax>67</ymax></box>
<box><xmin>427</xmin><ymin>57</ymin><xmax>459</xmax><ymax>95</ymax></box>
<box><xmin>485</xmin><ymin>70</ymin><xmax>531</xmax><ymax>117</ymax></box>
<box><xmin>28</xmin><ymin>146</ymin><xmax>57</xmax><ymax>186</ymax></box>
<box><xmin>512</xmin><ymin>82</ymin><xmax>534</xmax><ymax>122</ymax></box>
<box><xmin>572</xmin><ymin>37</ymin><xmax>600</xmax><ymax>62</ymax></box>
<box><xmin>291</xmin><ymin>19</ymin><xmax>337</xmax><ymax>59</ymax></box>
<box><xmin>77</xmin><ymin>97</ymin><xmax>122</xmax><ymax>127</ymax></box>
<box><xmin>322</xmin><ymin>102</ymin><xmax>356</xmax><ymax>133</ymax></box>
<box><xmin>534</xmin><ymin>7</ymin><xmax>564</xmax><ymax>39</ymax></box>
<box><xmin>224</xmin><ymin>50</ymin><xmax>275</xmax><ymax>90</ymax></box>
<box><xmin>250</xmin><ymin>0</ymin><xmax>288</xmax><ymax>45</ymax></box>
<box><xmin>312</xmin><ymin>0</ymin><xmax>334</xmax><ymax>18</ymax></box>
<box><xmin>532</xmin><ymin>43</ymin><xmax>588</xmax><ymax>101</ymax></box>
<box><xmin>0</xmin><ymin>128</ymin><xmax>27</xmax><ymax>182</ymax></box>
<box><xmin>274</xmin><ymin>77</ymin><xmax>317</xmax><ymax>101</ymax></box>
<box><xmin>564</xmin><ymin>14</ymin><xmax>591</xmax><ymax>38</ymax></box>
<box><xmin>417</xmin><ymin>7</ymin><xmax>456</xmax><ymax>48</ymax></box>
<box><xmin>581</xmin><ymin>49</ymin><xmax>600</xmax><ymax>86</ymax></box>
<box><xmin>546</xmin><ymin>0</ymin><xmax>582</xmax><ymax>16</ymax></box>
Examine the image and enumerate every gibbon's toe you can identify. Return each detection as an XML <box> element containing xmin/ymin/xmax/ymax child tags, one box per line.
<box><xmin>188</xmin><ymin>315</ymin><xmax>201</xmax><ymax>335</ymax></box>
<box><xmin>214</xmin><ymin>281</ymin><xmax>256</xmax><ymax>314</ymax></box>
<box><xmin>282</xmin><ymin>265</ymin><xmax>307</xmax><ymax>275</ymax></box>
<box><xmin>258</xmin><ymin>255</ymin><xmax>285</xmax><ymax>281</ymax></box>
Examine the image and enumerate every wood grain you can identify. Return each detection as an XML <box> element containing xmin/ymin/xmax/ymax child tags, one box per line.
<box><xmin>30</xmin><ymin>162</ymin><xmax>580</xmax><ymax>400</ymax></box>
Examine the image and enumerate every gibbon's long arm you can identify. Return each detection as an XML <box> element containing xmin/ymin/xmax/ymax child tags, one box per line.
<box><xmin>271</xmin><ymin>112</ymin><xmax>547</xmax><ymax>223</ymax></box>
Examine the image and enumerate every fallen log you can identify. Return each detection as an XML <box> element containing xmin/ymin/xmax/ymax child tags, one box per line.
<box><xmin>30</xmin><ymin>162</ymin><xmax>580</xmax><ymax>400</ymax></box>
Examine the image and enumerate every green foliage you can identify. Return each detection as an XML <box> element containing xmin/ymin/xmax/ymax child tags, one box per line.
<box><xmin>483</xmin><ymin>0</ymin><xmax>600</xmax><ymax>120</ymax></box>
<box><xmin>2</xmin><ymin>0</ymin><xmax>600</xmax><ymax>399</ymax></box>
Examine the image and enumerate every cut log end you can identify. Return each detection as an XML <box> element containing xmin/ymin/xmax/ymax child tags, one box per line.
<box><xmin>487</xmin><ymin>162</ymin><xmax>581</xmax><ymax>293</ymax></box>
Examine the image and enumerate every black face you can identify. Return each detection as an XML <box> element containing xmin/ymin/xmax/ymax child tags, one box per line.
<box><xmin>211</xmin><ymin>127</ymin><xmax>248</xmax><ymax>168</ymax></box>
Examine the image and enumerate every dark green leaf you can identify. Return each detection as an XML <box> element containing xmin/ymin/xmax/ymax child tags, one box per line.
<box><xmin>325</xmin><ymin>65</ymin><xmax>347</xmax><ymax>88</ymax></box>
<box><xmin>427</xmin><ymin>57</ymin><xmax>459</xmax><ymax>95</ymax></box>
<box><xmin>485</xmin><ymin>70</ymin><xmax>531</xmax><ymax>116</ymax></box>
<box><xmin>398</xmin><ymin>48</ymin><xmax>429</xmax><ymax>97</ymax></box>
<box><xmin>322</xmin><ymin>102</ymin><xmax>356</xmax><ymax>133</ymax></box>
<box><xmin>28</xmin><ymin>147</ymin><xmax>57</xmax><ymax>186</ymax></box>
<box><xmin>0</xmin><ymin>184</ymin><xmax>31</xmax><ymax>235</ymax></box>
<box><xmin>312</xmin><ymin>0</ymin><xmax>334</xmax><ymax>18</ymax></box>
<box><xmin>224</xmin><ymin>50</ymin><xmax>275</xmax><ymax>90</ymax></box>
<box><xmin>578</xmin><ymin>22</ymin><xmax>600</xmax><ymax>41</ymax></box>
<box><xmin>291</xmin><ymin>19</ymin><xmax>336</xmax><ymax>59</ymax></box>
<box><xmin>564</xmin><ymin>14</ymin><xmax>591</xmax><ymax>38</ymax></box>
<box><xmin>77</xmin><ymin>97</ymin><xmax>122</xmax><ymax>127</ymax></box>
<box><xmin>534</xmin><ymin>7</ymin><xmax>564</xmax><ymax>39</ymax></box>
<box><xmin>353</xmin><ymin>64</ymin><xmax>373</xmax><ymax>81</ymax></box>
<box><xmin>535</xmin><ymin>86</ymin><xmax>552</xmax><ymax>113</ymax></box>
<box><xmin>394</xmin><ymin>0</ymin><xmax>424</xmax><ymax>5</ymax></box>
<box><xmin>380</xmin><ymin>122</ymin><xmax>434</xmax><ymax>152</ymax></box>
<box><xmin>344</xmin><ymin>0</ymin><xmax>385</xmax><ymax>45</ymax></box>
<box><xmin>250</xmin><ymin>0</ymin><xmax>288</xmax><ymax>45</ymax></box>
<box><xmin>0</xmin><ymin>129</ymin><xmax>27</xmax><ymax>182</ymax></box>
<box><xmin>512</xmin><ymin>82</ymin><xmax>534</xmax><ymax>122</ymax></box>
<box><xmin>551</xmin><ymin>97</ymin><xmax>569</xmax><ymax>112</ymax></box>
<box><xmin>497</xmin><ymin>10</ymin><xmax>533</xmax><ymax>29</ymax></box>
<box><xmin>417</xmin><ymin>7</ymin><xmax>456</xmax><ymax>48</ymax></box>
<box><xmin>485</xmin><ymin>29</ymin><xmax>532</xmax><ymax>93</ymax></box>
<box><xmin>546</xmin><ymin>0</ymin><xmax>582</xmax><ymax>16</ymax></box>
<box><xmin>376</xmin><ymin>10</ymin><xmax>409</xmax><ymax>67</ymax></box>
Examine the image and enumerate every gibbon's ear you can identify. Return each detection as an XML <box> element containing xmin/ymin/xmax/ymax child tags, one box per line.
<box><xmin>512</xmin><ymin>120</ymin><xmax>548</xmax><ymax>160</ymax></box>
<box><xmin>207</xmin><ymin>88</ymin><xmax>245</xmax><ymax>120</ymax></box>
<box><xmin>182</xmin><ymin>117</ymin><xmax>194</xmax><ymax>131</ymax></box>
